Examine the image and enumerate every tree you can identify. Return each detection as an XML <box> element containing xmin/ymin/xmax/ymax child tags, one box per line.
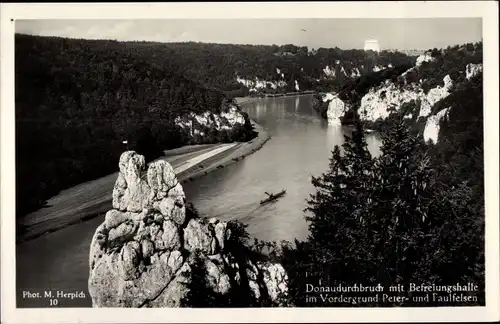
<box><xmin>298</xmin><ymin>120</ymin><xmax>375</xmax><ymax>306</ymax></box>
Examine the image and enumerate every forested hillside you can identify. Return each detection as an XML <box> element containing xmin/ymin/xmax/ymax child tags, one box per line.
<box><xmin>15</xmin><ymin>34</ymin><xmax>254</xmax><ymax>217</ymax></box>
<box><xmin>56</xmin><ymin>39</ymin><xmax>413</xmax><ymax>97</ymax></box>
<box><xmin>149</xmin><ymin>43</ymin><xmax>414</xmax><ymax>96</ymax></box>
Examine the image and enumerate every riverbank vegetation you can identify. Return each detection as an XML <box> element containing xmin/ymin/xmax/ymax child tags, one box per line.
<box><xmin>15</xmin><ymin>34</ymin><xmax>255</xmax><ymax>218</ymax></box>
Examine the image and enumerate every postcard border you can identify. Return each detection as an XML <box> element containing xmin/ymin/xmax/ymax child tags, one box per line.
<box><xmin>1</xmin><ymin>1</ymin><xmax>499</xmax><ymax>323</ymax></box>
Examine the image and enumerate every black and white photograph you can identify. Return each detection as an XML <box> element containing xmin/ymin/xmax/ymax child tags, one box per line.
<box><xmin>1</xmin><ymin>1</ymin><xmax>499</xmax><ymax>323</ymax></box>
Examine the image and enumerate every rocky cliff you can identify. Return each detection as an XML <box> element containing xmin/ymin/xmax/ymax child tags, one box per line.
<box><xmin>175</xmin><ymin>103</ymin><xmax>247</xmax><ymax>136</ymax></box>
<box><xmin>314</xmin><ymin>42</ymin><xmax>483</xmax><ymax>145</ymax></box>
<box><xmin>358</xmin><ymin>74</ymin><xmax>454</xmax><ymax>122</ymax></box>
<box><xmin>88</xmin><ymin>151</ymin><xmax>288</xmax><ymax>307</ymax></box>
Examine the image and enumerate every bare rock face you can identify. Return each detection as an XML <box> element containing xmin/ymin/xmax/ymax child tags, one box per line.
<box><xmin>89</xmin><ymin>151</ymin><xmax>288</xmax><ymax>307</ymax></box>
<box><xmin>184</xmin><ymin>218</ymin><xmax>217</xmax><ymax>255</ymax></box>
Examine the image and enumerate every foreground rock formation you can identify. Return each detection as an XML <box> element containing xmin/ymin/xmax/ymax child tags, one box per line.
<box><xmin>88</xmin><ymin>151</ymin><xmax>288</xmax><ymax>307</ymax></box>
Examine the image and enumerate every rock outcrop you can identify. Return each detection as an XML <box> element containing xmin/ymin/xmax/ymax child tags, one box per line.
<box><xmin>88</xmin><ymin>151</ymin><xmax>288</xmax><ymax>307</ymax></box>
<box><xmin>175</xmin><ymin>104</ymin><xmax>247</xmax><ymax>137</ymax></box>
<box><xmin>323</xmin><ymin>65</ymin><xmax>336</xmax><ymax>78</ymax></box>
<box><xmin>294</xmin><ymin>80</ymin><xmax>300</xmax><ymax>91</ymax></box>
<box><xmin>466</xmin><ymin>63</ymin><xmax>483</xmax><ymax>80</ymax></box>
<box><xmin>415</xmin><ymin>52</ymin><xmax>435</xmax><ymax>67</ymax></box>
<box><xmin>423</xmin><ymin>107</ymin><xmax>451</xmax><ymax>144</ymax></box>
<box><xmin>236</xmin><ymin>76</ymin><xmax>287</xmax><ymax>93</ymax></box>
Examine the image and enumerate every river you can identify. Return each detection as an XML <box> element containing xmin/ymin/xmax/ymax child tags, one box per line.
<box><xmin>16</xmin><ymin>94</ymin><xmax>381</xmax><ymax>307</ymax></box>
<box><xmin>183</xmin><ymin>95</ymin><xmax>381</xmax><ymax>242</ymax></box>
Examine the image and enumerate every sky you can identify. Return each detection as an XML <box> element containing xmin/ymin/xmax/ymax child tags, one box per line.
<box><xmin>16</xmin><ymin>18</ymin><xmax>482</xmax><ymax>50</ymax></box>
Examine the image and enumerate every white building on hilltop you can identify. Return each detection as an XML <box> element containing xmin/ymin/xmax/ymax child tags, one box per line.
<box><xmin>364</xmin><ymin>39</ymin><xmax>380</xmax><ymax>53</ymax></box>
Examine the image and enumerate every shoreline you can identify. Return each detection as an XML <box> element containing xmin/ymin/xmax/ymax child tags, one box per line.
<box><xmin>17</xmin><ymin>119</ymin><xmax>270</xmax><ymax>243</ymax></box>
<box><xmin>177</xmin><ymin>121</ymin><xmax>270</xmax><ymax>184</ymax></box>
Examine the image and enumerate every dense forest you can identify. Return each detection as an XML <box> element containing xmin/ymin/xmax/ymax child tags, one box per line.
<box><xmin>49</xmin><ymin>39</ymin><xmax>413</xmax><ymax>97</ymax></box>
<box><xmin>15</xmin><ymin>34</ymin><xmax>255</xmax><ymax>218</ymax></box>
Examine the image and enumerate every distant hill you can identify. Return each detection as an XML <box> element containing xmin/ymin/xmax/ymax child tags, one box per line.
<box><xmin>60</xmin><ymin>39</ymin><xmax>414</xmax><ymax>97</ymax></box>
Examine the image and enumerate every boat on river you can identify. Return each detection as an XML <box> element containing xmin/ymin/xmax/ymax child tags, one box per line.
<box><xmin>260</xmin><ymin>190</ymin><xmax>286</xmax><ymax>205</ymax></box>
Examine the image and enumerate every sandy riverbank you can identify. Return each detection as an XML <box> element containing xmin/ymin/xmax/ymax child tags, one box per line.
<box><xmin>17</xmin><ymin>119</ymin><xmax>270</xmax><ymax>243</ymax></box>
<box><xmin>177</xmin><ymin>121</ymin><xmax>270</xmax><ymax>183</ymax></box>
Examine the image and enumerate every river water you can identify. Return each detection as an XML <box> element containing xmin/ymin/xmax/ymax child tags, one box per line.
<box><xmin>16</xmin><ymin>94</ymin><xmax>381</xmax><ymax>307</ymax></box>
<box><xmin>183</xmin><ymin>95</ymin><xmax>381</xmax><ymax>242</ymax></box>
